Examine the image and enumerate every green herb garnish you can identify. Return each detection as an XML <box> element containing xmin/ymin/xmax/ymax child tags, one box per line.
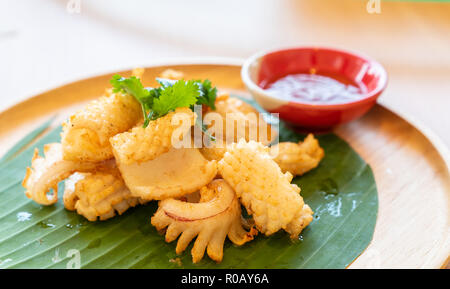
<box><xmin>156</xmin><ymin>78</ymin><xmax>217</xmax><ymax>109</ymax></box>
<box><xmin>194</xmin><ymin>79</ymin><xmax>217</xmax><ymax>110</ymax></box>
<box><xmin>152</xmin><ymin>80</ymin><xmax>200</xmax><ymax>118</ymax></box>
<box><xmin>110</xmin><ymin>75</ymin><xmax>217</xmax><ymax>127</ymax></box>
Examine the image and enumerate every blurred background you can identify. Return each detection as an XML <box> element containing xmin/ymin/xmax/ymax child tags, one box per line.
<box><xmin>1</xmin><ymin>0</ymin><xmax>449</xmax><ymax>148</ymax></box>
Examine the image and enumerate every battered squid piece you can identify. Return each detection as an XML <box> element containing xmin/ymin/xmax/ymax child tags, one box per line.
<box><xmin>22</xmin><ymin>143</ymin><xmax>113</xmax><ymax>205</ymax></box>
<box><xmin>285</xmin><ymin>203</ymin><xmax>314</xmax><ymax>238</ymax></box>
<box><xmin>110</xmin><ymin>108</ymin><xmax>196</xmax><ymax>165</ymax></box>
<box><xmin>200</xmin><ymin>95</ymin><xmax>277</xmax><ymax>161</ymax></box>
<box><xmin>151</xmin><ymin>179</ymin><xmax>257</xmax><ymax>263</ymax></box>
<box><xmin>204</xmin><ymin>95</ymin><xmax>277</xmax><ymax>146</ymax></box>
<box><xmin>61</xmin><ymin>89</ymin><xmax>141</xmax><ymax>163</ymax></box>
<box><xmin>159</xmin><ymin>69</ymin><xmax>184</xmax><ymax>80</ymax></box>
<box><xmin>270</xmin><ymin>134</ymin><xmax>325</xmax><ymax>176</ymax></box>
<box><xmin>218</xmin><ymin>140</ymin><xmax>313</xmax><ymax>238</ymax></box>
<box><xmin>63</xmin><ymin>170</ymin><xmax>147</xmax><ymax>221</ymax></box>
<box><xmin>199</xmin><ymin>144</ymin><xmax>227</xmax><ymax>162</ymax></box>
<box><xmin>116</xmin><ymin>147</ymin><xmax>217</xmax><ymax>201</ymax></box>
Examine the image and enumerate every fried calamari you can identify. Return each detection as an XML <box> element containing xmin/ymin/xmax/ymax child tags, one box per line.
<box><xmin>63</xmin><ymin>170</ymin><xmax>146</xmax><ymax>221</ymax></box>
<box><xmin>117</xmin><ymin>147</ymin><xmax>217</xmax><ymax>201</ymax></box>
<box><xmin>110</xmin><ymin>107</ymin><xmax>196</xmax><ymax>165</ymax></box>
<box><xmin>22</xmin><ymin>143</ymin><xmax>111</xmax><ymax>205</ymax></box>
<box><xmin>151</xmin><ymin>179</ymin><xmax>256</xmax><ymax>263</ymax></box>
<box><xmin>199</xmin><ymin>144</ymin><xmax>227</xmax><ymax>162</ymax></box>
<box><xmin>204</xmin><ymin>95</ymin><xmax>276</xmax><ymax>146</ymax></box>
<box><xmin>61</xmin><ymin>91</ymin><xmax>141</xmax><ymax>162</ymax></box>
<box><xmin>270</xmin><ymin>134</ymin><xmax>325</xmax><ymax>176</ymax></box>
<box><xmin>21</xmin><ymin>68</ymin><xmax>323</xmax><ymax>264</ymax></box>
<box><xmin>218</xmin><ymin>140</ymin><xmax>313</xmax><ymax>238</ymax></box>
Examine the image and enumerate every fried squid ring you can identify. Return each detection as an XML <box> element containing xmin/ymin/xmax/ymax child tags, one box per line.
<box><xmin>110</xmin><ymin>108</ymin><xmax>196</xmax><ymax>165</ymax></box>
<box><xmin>63</xmin><ymin>170</ymin><xmax>147</xmax><ymax>221</ymax></box>
<box><xmin>204</xmin><ymin>95</ymin><xmax>277</xmax><ymax>145</ymax></box>
<box><xmin>151</xmin><ymin>179</ymin><xmax>257</xmax><ymax>263</ymax></box>
<box><xmin>270</xmin><ymin>134</ymin><xmax>325</xmax><ymax>176</ymax></box>
<box><xmin>117</xmin><ymin>147</ymin><xmax>217</xmax><ymax>201</ymax></box>
<box><xmin>22</xmin><ymin>143</ymin><xmax>111</xmax><ymax>205</ymax></box>
<box><xmin>218</xmin><ymin>140</ymin><xmax>313</xmax><ymax>238</ymax></box>
<box><xmin>61</xmin><ymin>91</ymin><xmax>141</xmax><ymax>162</ymax></box>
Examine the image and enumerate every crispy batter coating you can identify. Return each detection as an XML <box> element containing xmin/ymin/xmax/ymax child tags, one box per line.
<box><xmin>199</xmin><ymin>145</ymin><xmax>227</xmax><ymax>162</ymax></box>
<box><xmin>159</xmin><ymin>69</ymin><xmax>184</xmax><ymax>80</ymax></box>
<box><xmin>204</xmin><ymin>95</ymin><xmax>277</xmax><ymax>146</ymax></box>
<box><xmin>22</xmin><ymin>143</ymin><xmax>112</xmax><ymax>205</ymax></box>
<box><xmin>117</xmin><ymin>147</ymin><xmax>217</xmax><ymax>201</ymax></box>
<box><xmin>132</xmin><ymin>67</ymin><xmax>145</xmax><ymax>79</ymax></box>
<box><xmin>285</xmin><ymin>203</ymin><xmax>314</xmax><ymax>238</ymax></box>
<box><xmin>270</xmin><ymin>134</ymin><xmax>325</xmax><ymax>176</ymax></box>
<box><xmin>218</xmin><ymin>140</ymin><xmax>313</xmax><ymax>238</ymax></box>
<box><xmin>61</xmin><ymin>91</ymin><xmax>141</xmax><ymax>162</ymax></box>
<box><xmin>63</xmin><ymin>170</ymin><xmax>147</xmax><ymax>221</ymax></box>
<box><xmin>151</xmin><ymin>179</ymin><xmax>257</xmax><ymax>263</ymax></box>
<box><xmin>110</xmin><ymin>107</ymin><xmax>196</xmax><ymax>165</ymax></box>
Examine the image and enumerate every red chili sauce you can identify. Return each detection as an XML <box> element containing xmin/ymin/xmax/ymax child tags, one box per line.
<box><xmin>263</xmin><ymin>73</ymin><xmax>367</xmax><ymax>105</ymax></box>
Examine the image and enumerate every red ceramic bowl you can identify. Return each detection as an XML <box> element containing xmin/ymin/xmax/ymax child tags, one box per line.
<box><xmin>241</xmin><ymin>47</ymin><xmax>388</xmax><ymax>130</ymax></box>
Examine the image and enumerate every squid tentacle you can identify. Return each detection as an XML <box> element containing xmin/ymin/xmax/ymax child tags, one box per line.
<box><xmin>151</xmin><ymin>179</ymin><xmax>256</xmax><ymax>263</ymax></box>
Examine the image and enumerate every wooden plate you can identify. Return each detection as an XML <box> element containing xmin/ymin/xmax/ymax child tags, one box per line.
<box><xmin>0</xmin><ymin>62</ymin><xmax>448</xmax><ymax>268</ymax></box>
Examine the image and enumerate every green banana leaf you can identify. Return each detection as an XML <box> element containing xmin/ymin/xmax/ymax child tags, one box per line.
<box><xmin>0</xmin><ymin>100</ymin><xmax>378</xmax><ymax>269</ymax></box>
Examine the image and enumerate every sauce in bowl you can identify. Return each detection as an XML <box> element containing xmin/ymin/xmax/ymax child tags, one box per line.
<box><xmin>241</xmin><ymin>47</ymin><xmax>388</xmax><ymax>129</ymax></box>
<box><xmin>263</xmin><ymin>73</ymin><xmax>367</xmax><ymax>105</ymax></box>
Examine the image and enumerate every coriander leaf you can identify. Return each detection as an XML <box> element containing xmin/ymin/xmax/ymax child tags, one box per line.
<box><xmin>195</xmin><ymin>79</ymin><xmax>217</xmax><ymax>110</ymax></box>
<box><xmin>110</xmin><ymin>75</ymin><xmax>217</xmax><ymax>127</ymax></box>
<box><xmin>110</xmin><ymin>74</ymin><xmax>152</xmax><ymax>105</ymax></box>
<box><xmin>152</xmin><ymin>80</ymin><xmax>200</xmax><ymax>118</ymax></box>
<box><xmin>155</xmin><ymin>78</ymin><xmax>217</xmax><ymax>110</ymax></box>
<box><xmin>156</xmin><ymin>78</ymin><xmax>176</xmax><ymax>88</ymax></box>
<box><xmin>110</xmin><ymin>74</ymin><xmax>154</xmax><ymax>126</ymax></box>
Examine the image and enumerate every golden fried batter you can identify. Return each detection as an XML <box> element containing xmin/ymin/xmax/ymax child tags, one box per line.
<box><xmin>199</xmin><ymin>145</ymin><xmax>227</xmax><ymax>162</ymax></box>
<box><xmin>285</xmin><ymin>203</ymin><xmax>314</xmax><ymax>238</ymax></box>
<box><xmin>218</xmin><ymin>140</ymin><xmax>313</xmax><ymax>238</ymax></box>
<box><xmin>22</xmin><ymin>143</ymin><xmax>112</xmax><ymax>205</ymax></box>
<box><xmin>159</xmin><ymin>69</ymin><xmax>184</xmax><ymax>80</ymax></box>
<box><xmin>63</xmin><ymin>170</ymin><xmax>147</xmax><ymax>221</ymax></box>
<box><xmin>151</xmin><ymin>179</ymin><xmax>256</xmax><ymax>263</ymax></box>
<box><xmin>61</xmin><ymin>91</ymin><xmax>141</xmax><ymax>162</ymax></box>
<box><xmin>110</xmin><ymin>107</ymin><xmax>196</xmax><ymax>165</ymax></box>
<box><xmin>204</xmin><ymin>95</ymin><xmax>277</xmax><ymax>146</ymax></box>
<box><xmin>270</xmin><ymin>134</ymin><xmax>325</xmax><ymax>176</ymax></box>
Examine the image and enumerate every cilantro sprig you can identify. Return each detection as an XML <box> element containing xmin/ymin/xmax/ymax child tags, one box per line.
<box><xmin>110</xmin><ymin>75</ymin><xmax>217</xmax><ymax>127</ymax></box>
<box><xmin>156</xmin><ymin>78</ymin><xmax>217</xmax><ymax>109</ymax></box>
<box><xmin>193</xmin><ymin>79</ymin><xmax>217</xmax><ymax>110</ymax></box>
